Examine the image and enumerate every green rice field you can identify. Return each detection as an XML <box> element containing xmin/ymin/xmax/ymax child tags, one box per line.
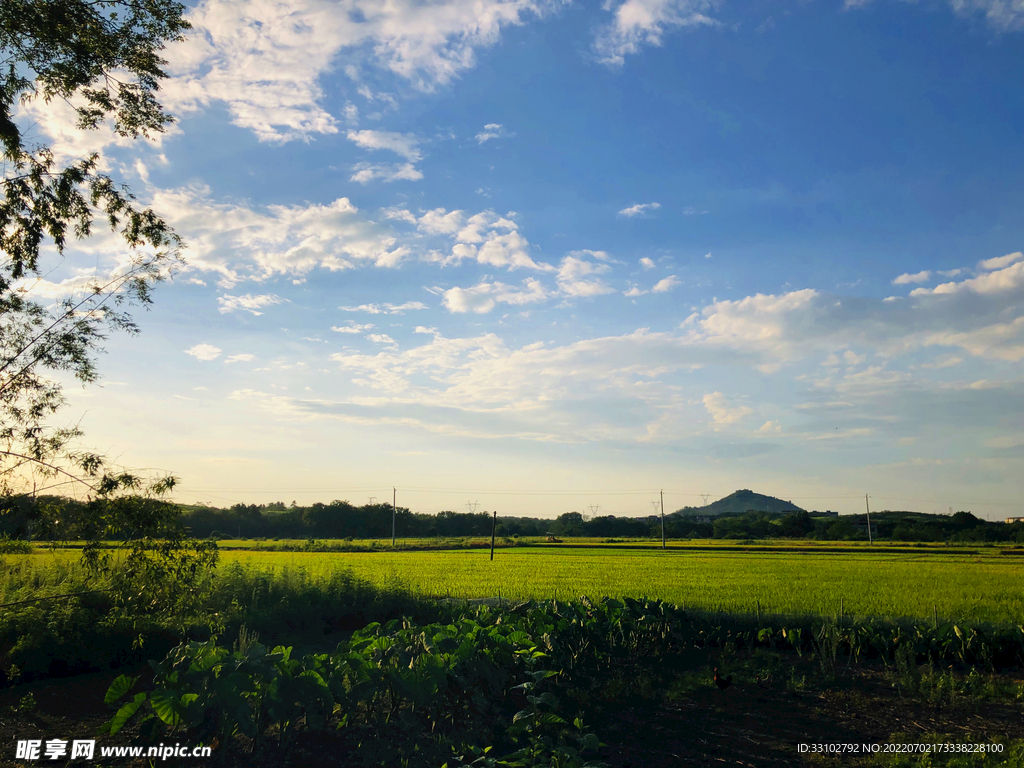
<box><xmin>214</xmin><ymin>542</ymin><xmax>1023</xmax><ymax>624</ymax></box>
<box><xmin>12</xmin><ymin>540</ymin><xmax>1024</xmax><ymax>624</ymax></box>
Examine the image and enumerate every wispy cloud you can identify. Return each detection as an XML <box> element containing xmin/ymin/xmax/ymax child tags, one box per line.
<box><xmin>594</xmin><ymin>0</ymin><xmax>718</xmax><ymax>67</ymax></box>
<box><xmin>332</xmin><ymin>323</ymin><xmax>377</xmax><ymax>333</ymax></box>
<box><xmin>218</xmin><ymin>294</ymin><xmax>287</xmax><ymax>315</ymax></box>
<box><xmin>339</xmin><ymin>302</ymin><xmax>429</xmax><ymax>314</ymax></box>
<box><xmin>475</xmin><ymin>123</ymin><xmax>514</xmax><ymax>143</ymax></box>
<box><xmin>159</xmin><ymin>0</ymin><xmax>555</xmax><ymax>143</ymax></box>
<box><xmin>703</xmin><ymin>391</ymin><xmax>752</xmax><ymax>426</ymax></box>
<box><xmin>846</xmin><ymin>0</ymin><xmax>1024</xmax><ymax>32</ymax></box>
<box><xmin>346</xmin><ymin>130</ymin><xmax>423</xmax><ymax>161</ymax></box>
<box><xmin>557</xmin><ymin>255</ymin><xmax>615</xmax><ymax>297</ymax></box>
<box><xmin>893</xmin><ymin>270</ymin><xmax>931</xmax><ymax>285</ymax></box>
<box><xmin>350</xmin><ymin>163</ymin><xmax>424</xmax><ymax>184</ymax></box>
<box><xmin>441</xmin><ymin>279</ymin><xmax>548</xmax><ymax>313</ymax></box>
<box><xmin>185</xmin><ymin>343</ymin><xmax>222</xmax><ymax>361</ymax></box>
<box><xmin>618</xmin><ymin>202</ymin><xmax>662</xmax><ymax>218</ymax></box>
<box><xmin>652</xmin><ymin>275</ymin><xmax>681</xmax><ymax>293</ymax></box>
<box><xmin>979</xmin><ymin>251</ymin><xmax>1022</xmax><ymax>271</ymax></box>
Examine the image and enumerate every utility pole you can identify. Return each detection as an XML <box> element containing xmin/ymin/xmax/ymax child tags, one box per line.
<box><xmin>392</xmin><ymin>487</ymin><xmax>396</xmax><ymax>546</ymax></box>
<box><xmin>490</xmin><ymin>510</ymin><xmax>497</xmax><ymax>561</ymax></box>
<box><xmin>864</xmin><ymin>493</ymin><xmax>873</xmax><ymax>545</ymax></box>
<box><xmin>660</xmin><ymin>489</ymin><xmax>666</xmax><ymax>549</ymax></box>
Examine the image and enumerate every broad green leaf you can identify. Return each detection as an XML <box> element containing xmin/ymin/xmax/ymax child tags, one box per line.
<box><xmin>104</xmin><ymin>674</ymin><xmax>139</xmax><ymax>705</ymax></box>
<box><xmin>109</xmin><ymin>693</ymin><xmax>146</xmax><ymax>735</ymax></box>
<box><xmin>150</xmin><ymin>689</ymin><xmax>182</xmax><ymax>727</ymax></box>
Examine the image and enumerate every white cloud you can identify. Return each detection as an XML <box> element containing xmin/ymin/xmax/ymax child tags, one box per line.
<box><xmin>557</xmin><ymin>256</ymin><xmax>615</xmax><ymax>297</ymax></box>
<box><xmin>618</xmin><ymin>202</ymin><xmax>662</xmax><ymax>217</ymax></box>
<box><xmin>682</xmin><ymin>256</ymin><xmax>1024</xmax><ymax>363</ymax></box>
<box><xmin>702</xmin><ymin>391</ymin><xmax>753</xmax><ymax>426</ymax></box>
<box><xmin>979</xmin><ymin>251</ymin><xmax>1023</xmax><ymax>271</ymax></box>
<box><xmin>367</xmin><ymin>333</ymin><xmax>397</xmax><ymax>344</ymax></box>
<box><xmin>430</xmin><ymin>211</ymin><xmax>552</xmax><ymax>271</ymax></box>
<box><xmin>161</xmin><ymin>0</ymin><xmax>556</xmax><ymax>143</ymax></box>
<box><xmin>475</xmin><ymin>123</ymin><xmax>514</xmax><ymax>143</ymax></box>
<box><xmin>225</xmin><ymin>353</ymin><xmax>256</xmax><ymax>363</ymax></box>
<box><xmin>230</xmin><ymin>285</ymin><xmax>1024</xmax><ymax>451</ymax></box>
<box><xmin>14</xmin><ymin>272</ymin><xmax>103</xmax><ymax>300</ymax></box>
<box><xmin>346</xmin><ymin>129</ymin><xmax>423</xmax><ymax>161</ymax></box>
<box><xmin>893</xmin><ymin>270</ymin><xmax>931</xmax><ymax>285</ymax></box>
<box><xmin>148</xmin><ymin>186</ymin><xmax>410</xmax><ymax>285</ymax></box>
<box><xmin>570</xmin><ymin>249</ymin><xmax>614</xmax><ymax>262</ymax></box>
<box><xmin>218</xmin><ymin>293</ymin><xmax>287</xmax><ymax>315</ymax></box>
<box><xmin>594</xmin><ymin>0</ymin><xmax>718</xmax><ymax>66</ymax></box>
<box><xmin>185</xmin><ymin>343</ymin><xmax>223</xmax><ymax>361</ymax></box>
<box><xmin>652</xmin><ymin>275</ymin><xmax>681</xmax><ymax>293</ymax></box>
<box><xmin>624</xmin><ymin>285</ymin><xmax>649</xmax><ymax>297</ymax></box>
<box><xmin>14</xmin><ymin>96</ymin><xmax>177</xmax><ymax>166</ymax></box>
<box><xmin>639</xmin><ymin>257</ymin><xmax>656</xmax><ymax>269</ymax></box>
<box><xmin>380</xmin><ymin>206</ymin><xmax>419</xmax><ymax>224</ymax></box>
<box><xmin>909</xmin><ymin>260</ymin><xmax>1024</xmax><ymax>297</ymax></box>
<box><xmin>332</xmin><ymin>323</ymin><xmax>377</xmax><ymax>333</ymax></box>
<box><xmin>442</xmin><ymin>279</ymin><xmax>549</xmax><ymax>313</ymax></box>
<box><xmin>356</xmin><ymin>85</ymin><xmax>399</xmax><ymax>109</ymax></box>
<box><xmin>339</xmin><ymin>301</ymin><xmax>429</xmax><ymax>314</ymax></box>
<box><xmin>939</xmin><ymin>268</ymin><xmax>963</xmax><ymax>278</ymax></box>
<box><xmin>350</xmin><ymin>163</ymin><xmax>424</xmax><ymax>183</ymax></box>
<box><xmin>418</xmin><ymin>208</ymin><xmax>465</xmax><ymax>235</ymax></box>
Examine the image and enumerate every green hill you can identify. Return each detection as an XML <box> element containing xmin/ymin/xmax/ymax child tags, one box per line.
<box><xmin>673</xmin><ymin>489</ymin><xmax>805</xmax><ymax>518</ymax></box>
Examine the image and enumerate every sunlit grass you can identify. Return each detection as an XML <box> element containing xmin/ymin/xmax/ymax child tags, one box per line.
<box><xmin>215</xmin><ymin>545</ymin><xmax>1023</xmax><ymax>624</ymax></box>
<box><xmin>7</xmin><ymin>540</ymin><xmax>1021</xmax><ymax>624</ymax></box>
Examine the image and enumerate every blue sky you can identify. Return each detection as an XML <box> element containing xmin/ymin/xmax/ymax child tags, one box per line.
<box><xmin>21</xmin><ymin>0</ymin><xmax>1023</xmax><ymax>518</ymax></box>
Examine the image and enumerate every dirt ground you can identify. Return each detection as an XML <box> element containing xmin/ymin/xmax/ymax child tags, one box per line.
<box><xmin>0</xmin><ymin>663</ymin><xmax>1021</xmax><ymax>767</ymax></box>
<box><xmin>595</xmin><ymin>669</ymin><xmax>1024</xmax><ymax>768</ymax></box>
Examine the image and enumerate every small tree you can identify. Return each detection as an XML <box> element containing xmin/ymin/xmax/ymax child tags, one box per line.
<box><xmin>0</xmin><ymin>1</ymin><xmax>217</xmax><ymax>622</ymax></box>
<box><xmin>1</xmin><ymin>0</ymin><xmax>188</xmax><ymax>491</ymax></box>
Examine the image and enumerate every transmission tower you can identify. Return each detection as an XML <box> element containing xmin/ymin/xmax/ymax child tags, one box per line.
<box><xmin>588</xmin><ymin>504</ymin><xmax>601</xmax><ymax>516</ymax></box>
<box><xmin>467</xmin><ymin>501</ymin><xmax>480</xmax><ymax>513</ymax></box>
<box><xmin>368</xmin><ymin>497</ymin><xmax>376</xmax><ymax>505</ymax></box>
<box><xmin>701</xmin><ymin>494</ymin><xmax>710</xmax><ymax>506</ymax></box>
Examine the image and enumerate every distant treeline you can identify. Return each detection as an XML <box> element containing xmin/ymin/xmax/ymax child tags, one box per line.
<box><xmin>1</xmin><ymin>497</ymin><xmax>1022</xmax><ymax>543</ymax></box>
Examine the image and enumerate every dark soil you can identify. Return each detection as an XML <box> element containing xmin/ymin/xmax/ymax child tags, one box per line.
<box><xmin>595</xmin><ymin>668</ymin><xmax>1024</xmax><ymax>767</ymax></box>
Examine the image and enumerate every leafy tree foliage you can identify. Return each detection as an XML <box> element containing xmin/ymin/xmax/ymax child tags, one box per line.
<box><xmin>1</xmin><ymin>0</ymin><xmax>188</xmax><ymax>490</ymax></box>
<box><xmin>0</xmin><ymin>1</ymin><xmax>217</xmax><ymax>621</ymax></box>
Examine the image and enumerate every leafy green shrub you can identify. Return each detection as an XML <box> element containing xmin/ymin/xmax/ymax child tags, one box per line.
<box><xmin>0</xmin><ymin>536</ymin><xmax>31</xmax><ymax>554</ymax></box>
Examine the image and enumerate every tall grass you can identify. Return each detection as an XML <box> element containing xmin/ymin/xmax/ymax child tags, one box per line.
<box><xmin>0</xmin><ymin>555</ymin><xmax>436</xmax><ymax>684</ymax></box>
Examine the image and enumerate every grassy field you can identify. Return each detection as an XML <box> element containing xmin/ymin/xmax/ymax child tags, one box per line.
<box><xmin>11</xmin><ymin>539</ymin><xmax>1023</xmax><ymax>624</ymax></box>
<box><xmin>209</xmin><ymin>541</ymin><xmax>1024</xmax><ymax>624</ymax></box>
